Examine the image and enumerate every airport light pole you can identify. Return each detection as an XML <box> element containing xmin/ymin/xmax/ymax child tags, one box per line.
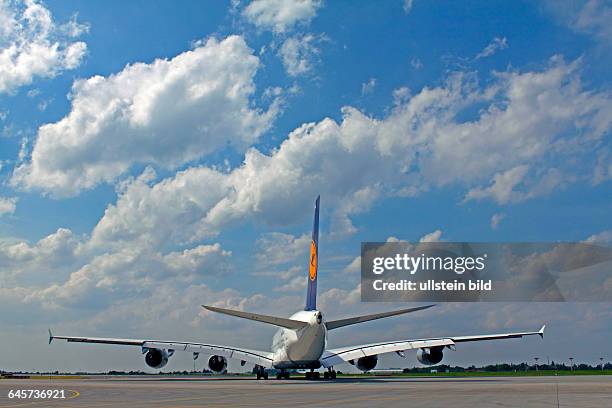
<box><xmin>600</xmin><ymin>357</ymin><xmax>604</xmax><ymax>372</ymax></box>
<box><xmin>569</xmin><ymin>357</ymin><xmax>574</xmax><ymax>371</ymax></box>
<box><xmin>534</xmin><ymin>357</ymin><xmax>539</xmax><ymax>371</ymax></box>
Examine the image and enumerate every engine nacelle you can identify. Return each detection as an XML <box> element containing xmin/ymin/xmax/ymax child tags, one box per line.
<box><xmin>208</xmin><ymin>355</ymin><xmax>228</xmax><ymax>373</ymax></box>
<box><xmin>145</xmin><ymin>348</ymin><xmax>169</xmax><ymax>369</ymax></box>
<box><xmin>416</xmin><ymin>346</ymin><xmax>444</xmax><ymax>365</ymax></box>
<box><xmin>356</xmin><ymin>355</ymin><xmax>378</xmax><ymax>372</ymax></box>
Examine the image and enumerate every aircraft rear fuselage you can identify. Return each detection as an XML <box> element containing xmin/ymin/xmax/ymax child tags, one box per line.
<box><xmin>271</xmin><ymin>310</ymin><xmax>326</xmax><ymax>369</ymax></box>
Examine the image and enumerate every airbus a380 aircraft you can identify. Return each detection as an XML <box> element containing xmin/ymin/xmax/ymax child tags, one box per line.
<box><xmin>50</xmin><ymin>196</ymin><xmax>545</xmax><ymax>380</ymax></box>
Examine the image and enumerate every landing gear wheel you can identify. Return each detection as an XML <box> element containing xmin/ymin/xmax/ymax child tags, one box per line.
<box><xmin>313</xmin><ymin>372</ymin><xmax>320</xmax><ymax>379</ymax></box>
<box><xmin>276</xmin><ymin>373</ymin><xmax>282</xmax><ymax>380</ymax></box>
<box><xmin>331</xmin><ymin>371</ymin><xmax>337</xmax><ymax>379</ymax></box>
<box><xmin>305</xmin><ymin>371</ymin><xmax>312</xmax><ymax>380</ymax></box>
<box><xmin>256</xmin><ymin>372</ymin><xmax>261</xmax><ymax>379</ymax></box>
<box><xmin>324</xmin><ymin>372</ymin><xmax>329</xmax><ymax>379</ymax></box>
<box><xmin>283</xmin><ymin>372</ymin><xmax>290</xmax><ymax>379</ymax></box>
<box><xmin>263</xmin><ymin>372</ymin><xmax>269</xmax><ymax>380</ymax></box>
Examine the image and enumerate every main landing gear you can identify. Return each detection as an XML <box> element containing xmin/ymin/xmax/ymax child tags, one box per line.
<box><xmin>276</xmin><ymin>369</ymin><xmax>290</xmax><ymax>380</ymax></box>
<box><xmin>255</xmin><ymin>365</ymin><xmax>268</xmax><ymax>380</ymax></box>
<box><xmin>305</xmin><ymin>367</ymin><xmax>337</xmax><ymax>380</ymax></box>
<box><xmin>323</xmin><ymin>367</ymin><xmax>337</xmax><ymax>380</ymax></box>
<box><xmin>305</xmin><ymin>370</ymin><xmax>320</xmax><ymax>380</ymax></box>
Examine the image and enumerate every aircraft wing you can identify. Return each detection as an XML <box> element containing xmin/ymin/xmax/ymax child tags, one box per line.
<box><xmin>320</xmin><ymin>325</ymin><xmax>545</xmax><ymax>368</ymax></box>
<box><xmin>49</xmin><ymin>331</ymin><xmax>274</xmax><ymax>368</ymax></box>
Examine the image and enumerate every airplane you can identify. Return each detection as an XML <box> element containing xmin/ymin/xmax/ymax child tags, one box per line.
<box><xmin>49</xmin><ymin>196</ymin><xmax>545</xmax><ymax>380</ymax></box>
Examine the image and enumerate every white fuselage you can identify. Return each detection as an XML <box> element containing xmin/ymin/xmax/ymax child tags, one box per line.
<box><xmin>270</xmin><ymin>310</ymin><xmax>327</xmax><ymax>369</ymax></box>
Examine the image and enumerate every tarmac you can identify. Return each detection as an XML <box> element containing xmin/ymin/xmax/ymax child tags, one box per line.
<box><xmin>0</xmin><ymin>375</ymin><xmax>610</xmax><ymax>408</ymax></box>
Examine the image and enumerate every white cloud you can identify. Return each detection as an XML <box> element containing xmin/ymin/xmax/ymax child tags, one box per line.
<box><xmin>12</xmin><ymin>35</ymin><xmax>280</xmax><ymax>197</ymax></box>
<box><xmin>361</xmin><ymin>78</ymin><xmax>377</xmax><ymax>95</ymax></box>
<box><xmin>0</xmin><ymin>196</ymin><xmax>17</xmax><ymax>215</ymax></box>
<box><xmin>243</xmin><ymin>0</ymin><xmax>322</xmax><ymax>33</ymax></box>
<box><xmin>0</xmin><ymin>228</ymin><xmax>80</xmax><ymax>287</ymax></box>
<box><xmin>0</xmin><ymin>0</ymin><xmax>88</xmax><ymax>94</ymax></box>
<box><xmin>475</xmin><ymin>36</ymin><xmax>508</xmax><ymax>59</ymax></box>
<box><xmin>490</xmin><ymin>213</ymin><xmax>506</xmax><ymax>230</ymax></box>
<box><xmin>273</xmin><ymin>275</ymin><xmax>306</xmax><ymax>291</ymax></box>
<box><xmin>465</xmin><ymin>166</ymin><xmax>566</xmax><ymax>204</ymax></box>
<box><xmin>343</xmin><ymin>255</ymin><xmax>360</xmax><ymax>274</ymax></box>
<box><xmin>410</xmin><ymin>57</ymin><xmax>423</xmax><ymax>69</ymax></box>
<box><xmin>278</xmin><ymin>33</ymin><xmax>320</xmax><ymax>76</ymax></box>
<box><xmin>403</xmin><ymin>0</ymin><xmax>414</xmax><ymax>14</ymax></box>
<box><xmin>546</xmin><ymin>0</ymin><xmax>612</xmax><ymax>46</ymax></box>
<box><xmin>573</xmin><ymin>0</ymin><xmax>612</xmax><ymax>44</ymax></box>
<box><xmin>593</xmin><ymin>147</ymin><xmax>612</xmax><ymax>184</ymax></box>
<box><xmin>88</xmin><ymin>57</ymin><xmax>612</xmax><ymax>248</ymax></box>
<box><xmin>585</xmin><ymin>230</ymin><xmax>612</xmax><ymax>244</ymax></box>
<box><xmin>419</xmin><ymin>229</ymin><xmax>443</xmax><ymax>242</ymax></box>
<box><xmin>255</xmin><ymin>232</ymin><xmax>310</xmax><ymax>266</ymax></box>
<box><xmin>29</xmin><ymin>242</ymin><xmax>231</xmax><ymax>309</ymax></box>
<box><xmin>465</xmin><ymin>165</ymin><xmax>529</xmax><ymax>203</ymax></box>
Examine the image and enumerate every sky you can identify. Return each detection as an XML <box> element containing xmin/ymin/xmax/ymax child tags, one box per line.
<box><xmin>0</xmin><ymin>0</ymin><xmax>611</xmax><ymax>373</ymax></box>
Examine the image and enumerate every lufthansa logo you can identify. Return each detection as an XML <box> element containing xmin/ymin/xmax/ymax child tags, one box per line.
<box><xmin>309</xmin><ymin>240</ymin><xmax>317</xmax><ymax>281</ymax></box>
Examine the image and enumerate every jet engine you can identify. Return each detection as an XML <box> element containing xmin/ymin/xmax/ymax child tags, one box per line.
<box><xmin>356</xmin><ymin>355</ymin><xmax>378</xmax><ymax>372</ymax></box>
<box><xmin>144</xmin><ymin>348</ymin><xmax>169</xmax><ymax>369</ymax></box>
<box><xmin>208</xmin><ymin>355</ymin><xmax>228</xmax><ymax>373</ymax></box>
<box><xmin>416</xmin><ymin>346</ymin><xmax>444</xmax><ymax>365</ymax></box>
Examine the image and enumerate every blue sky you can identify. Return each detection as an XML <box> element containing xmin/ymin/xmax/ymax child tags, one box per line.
<box><xmin>0</xmin><ymin>0</ymin><xmax>611</xmax><ymax>372</ymax></box>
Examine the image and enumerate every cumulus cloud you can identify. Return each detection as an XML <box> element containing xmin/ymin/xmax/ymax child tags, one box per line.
<box><xmin>585</xmin><ymin>230</ymin><xmax>612</xmax><ymax>244</ymax></box>
<box><xmin>0</xmin><ymin>223</ymin><xmax>232</xmax><ymax>314</ymax></box>
<box><xmin>243</xmin><ymin>0</ymin><xmax>322</xmax><ymax>33</ymax></box>
<box><xmin>465</xmin><ymin>166</ymin><xmax>566</xmax><ymax>204</ymax></box>
<box><xmin>0</xmin><ymin>196</ymin><xmax>17</xmax><ymax>215</ymax></box>
<box><xmin>255</xmin><ymin>232</ymin><xmax>310</xmax><ymax>266</ymax></box>
<box><xmin>273</xmin><ymin>274</ymin><xmax>306</xmax><ymax>291</ymax></box>
<box><xmin>87</xmin><ymin>57</ymin><xmax>612</xmax><ymax>249</ymax></box>
<box><xmin>343</xmin><ymin>255</ymin><xmax>360</xmax><ymax>274</ymax></box>
<box><xmin>0</xmin><ymin>0</ymin><xmax>88</xmax><ymax>94</ymax></box>
<box><xmin>464</xmin><ymin>165</ymin><xmax>529</xmax><ymax>203</ymax></box>
<box><xmin>12</xmin><ymin>35</ymin><xmax>280</xmax><ymax>197</ymax></box>
<box><xmin>278</xmin><ymin>33</ymin><xmax>321</xmax><ymax>76</ymax></box>
<box><xmin>28</xmin><ymin>242</ymin><xmax>231</xmax><ymax>309</ymax></box>
<box><xmin>419</xmin><ymin>229</ymin><xmax>443</xmax><ymax>242</ymax></box>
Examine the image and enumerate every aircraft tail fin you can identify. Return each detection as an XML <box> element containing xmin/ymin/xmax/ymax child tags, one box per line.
<box><xmin>305</xmin><ymin>195</ymin><xmax>320</xmax><ymax>311</ymax></box>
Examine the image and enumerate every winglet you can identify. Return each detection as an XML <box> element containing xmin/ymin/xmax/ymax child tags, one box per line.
<box><xmin>48</xmin><ymin>328</ymin><xmax>53</xmax><ymax>344</ymax></box>
<box><xmin>538</xmin><ymin>324</ymin><xmax>546</xmax><ymax>339</ymax></box>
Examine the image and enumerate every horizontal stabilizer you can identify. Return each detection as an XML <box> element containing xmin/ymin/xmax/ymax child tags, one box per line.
<box><xmin>325</xmin><ymin>304</ymin><xmax>435</xmax><ymax>330</ymax></box>
<box><xmin>203</xmin><ymin>305</ymin><xmax>308</xmax><ymax>330</ymax></box>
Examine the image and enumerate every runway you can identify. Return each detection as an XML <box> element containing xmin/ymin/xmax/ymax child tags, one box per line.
<box><xmin>0</xmin><ymin>375</ymin><xmax>610</xmax><ymax>408</ymax></box>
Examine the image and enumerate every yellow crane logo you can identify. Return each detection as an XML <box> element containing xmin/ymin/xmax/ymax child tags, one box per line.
<box><xmin>309</xmin><ymin>240</ymin><xmax>317</xmax><ymax>281</ymax></box>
